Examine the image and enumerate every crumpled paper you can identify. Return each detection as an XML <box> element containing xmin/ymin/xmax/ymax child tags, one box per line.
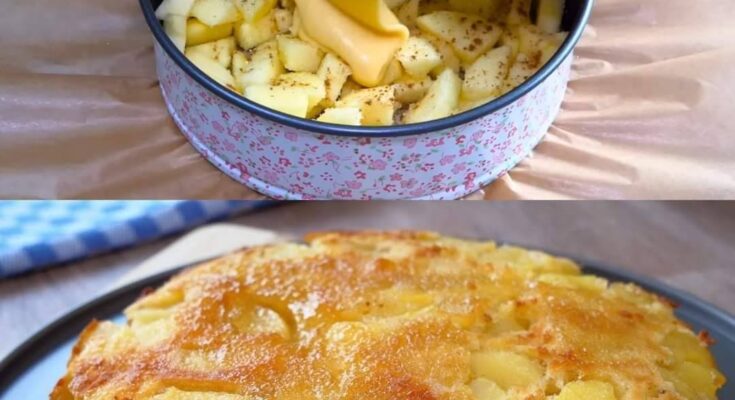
<box><xmin>0</xmin><ymin>0</ymin><xmax>733</xmax><ymax>199</ymax></box>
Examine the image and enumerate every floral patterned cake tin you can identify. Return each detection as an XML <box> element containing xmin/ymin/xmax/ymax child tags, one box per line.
<box><xmin>140</xmin><ymin>0</ymin><xmax>594</xmax><ymax>200</ymax></box>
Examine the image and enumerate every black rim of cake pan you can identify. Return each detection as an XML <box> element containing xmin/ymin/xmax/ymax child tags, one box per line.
<box><xmin>140</xmin><ymin>0</ymin><xmax>595</xmax><ymax>138</ymax></box>
<box><xmin>1</xmin><ymin>248</ymin><xmax>733</xmax><ymax>395</ymax></box>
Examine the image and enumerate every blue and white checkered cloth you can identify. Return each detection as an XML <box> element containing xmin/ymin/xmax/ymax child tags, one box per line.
<box><xmin>0</xmin><ymin>201</ymin><xmax>269</xmax><ymax>278</ymax></box>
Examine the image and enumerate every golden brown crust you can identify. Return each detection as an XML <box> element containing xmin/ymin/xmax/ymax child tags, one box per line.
<box><xmin>52</xmin><ymin>231</ymin><xmax>725</xmax><ymax>400</ymax></box>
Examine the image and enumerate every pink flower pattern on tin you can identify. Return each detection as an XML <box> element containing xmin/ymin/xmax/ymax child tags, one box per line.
<box><xmin>156</xmin><ymin>45</ymin><xmax>570</xmax><ymax>200</ymax></box>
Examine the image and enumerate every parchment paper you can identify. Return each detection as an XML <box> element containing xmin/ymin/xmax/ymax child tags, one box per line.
<box><xmin>0</xmin><ymin>0</ymin><xmax>733</xmax><ymax>199</ymax></box>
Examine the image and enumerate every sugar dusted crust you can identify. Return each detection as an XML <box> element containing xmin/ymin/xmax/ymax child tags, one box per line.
<box><xmin>52</xmin><ymin>231</ymin><xmax>725</xmax><ymax>400</ymax></box>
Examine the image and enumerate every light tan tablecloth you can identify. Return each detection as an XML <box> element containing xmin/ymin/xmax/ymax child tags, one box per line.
<box><xmin>0</xmin><ymin>0</ymin><xmax>733</xmax><ymax>199</ymax></box>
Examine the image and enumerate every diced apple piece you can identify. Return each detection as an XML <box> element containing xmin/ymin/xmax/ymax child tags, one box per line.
<box><xmin>462</xmin><ymin>45</ymin><xmax>511</xmax><ymax>101</ymax></box>
<box><xmin>273</xmin><ymin>8</ymin><xmax>293</xmax><ymax>33</ymax></box>
<box><xmin>396</xmin><ymin>37</ymin><xmax>443</xmax><ymax>78</ymax></box>
<box><xmin>422</xmin><ymin>34</ymin><xmax>461</xmax><ymax>75</ymax></box>
<box><xmin>187</xmin><ymin>51</ymin><xmax>236</xmax><ymax>90</ymax></box>
<box><xmin>155</xmin><ymin>0</ymin><xmax>196</xmax><ymax>19</ymax></box>
<box><xmin>417</xmin><ymin>11</ymin><xmax>502</xmax><ymax>63</ymax></box>
<box><xmin>670</xmin><ymin>361</ymin><xmax>722</xmax><ymax>399</ymax></box>
<box><xmin>163</xmin><ymin>15</ymin><xmax>188</xmax><ymax>51</ymax></box>
<box><xmin>244</xmin><ymin>85</ymin><xmax>309</xmax><ymax>117</ymax></box>
<box><xmin>503</xmin><ymin>54</ymin><xmax>536</xmax><ymax>93</ymax></box>
<box><xmin>231</xmin><ymin>51</ymin><xmax>249</xmax><ymax>92</ymax></box>
<box><xmin>403</xmin><ymin>68</ymin><xmax>460</xmax><ymax>124</ymax></box>
<box><xmin>518</xmin><ymin>25</ymin><xmax>567</xmax><ymax>68</ymax></box>
<box><xmin>470</xmin><ymin>351</ymin><xmax>544</xmax><ymax>390</ymax></box>
<box><xmin>500</xmin><ymin>28</ymin><xmax>521</xmax><ymax>59</ymax></box>
<box><xmin>277</xmin><ymin>35</ymin><xmax>324</xmax><ymax>73</ymax></box>
<box><xmin>469</xmin><ymin>378</ymin><xmax>507</xmax><ymax>400</ymax></box>
<box><xmin>518</xmin><ymin>24</ymin><xmax>547</xmax><ymax>66</ymax></box>
<box><xmin>380</xmin><ymin>59</ymin><xmax>404</xmax><ymax>85</ymax></box>
<box><xmin>317</xmin><ymin>53</ymin><xmax>353</xmax><ymax>104</ymax></box>
<box><xmin>393</xmin><ymin>76</ymin><xmax>433</xmax><ymax>104</ymax></box>
<box><xmin>233</xmin><ymin>0</ymin><xmax>277</xmax><ymax>22</ymax></box>
<box><xmin>186</xmin><ymin>18</ymin><xmax>233</xmax><ymax>46</ymax></box>
<box><xmin>190</xmin><ymin>0</ymin><xmax>241</xmax><ymax>27</ymax></box>
<box><xmin>556</xmin><ymin>381</ymin><xmax>616</xmax><ymax>400</ymax></box>
<box><xmin>662</xmin><ymin>329</ymin><xmax>715</xmax><ymax>366</ymax></box>
<box><xmin>317</xmin><ymin>107</ymin><xmax>363</xmax><ymax>125</ymax></box>
<box><xmin>236</xmin><ymin>11</ymin><xmax>277</xmax><ymax>49</ymax></box>
<box><xmin>536</xmin><ymin>0</ymin><xmax>565</xmax><ymax>34</ymax></box>
<box><xmin>236</xmin><ymin>40</ymin><xmax>284</xmax><ymax>88</ymax></box>
<box><xmin>337</xmin><ymin>86</ymin><xmax>396</xmax><ymax>126</ymax></box>
<box><xmin>232</xmin><ymin>51</ymin><xmax>249</xmax><ymax>73</ymax></box>
<box><xmin>185</xmin><ymin>36</ymin><xmax>236</xmax><ymax>68</ymax></box>
<box><xmin>275</xmin><ymin>72</ymin><xmax>326</xmax><ymax>111</ymax></box>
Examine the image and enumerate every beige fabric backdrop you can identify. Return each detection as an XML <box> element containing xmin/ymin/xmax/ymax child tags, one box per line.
<box><xmin>0</xmin><ymin>0</ymin><xmax>733</xmax><ymax>199</ymax></box>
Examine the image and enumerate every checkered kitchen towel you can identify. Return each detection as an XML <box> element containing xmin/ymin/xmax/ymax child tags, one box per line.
<box><xmin>0</xmin><ymin>201</ymin><xmax>269</xmax><ymax>278</ymax></box>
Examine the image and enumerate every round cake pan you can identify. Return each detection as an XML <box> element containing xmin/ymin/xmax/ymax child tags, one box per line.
<box><xmin>140</xmin><ymin>0</ymin><xmax>593</xmax><ymax>199</ymax></box>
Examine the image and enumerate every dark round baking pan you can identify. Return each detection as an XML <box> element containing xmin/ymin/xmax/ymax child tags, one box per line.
<box><xmin>1</xmin><ymin>254</ymin><xmax>732</xmax><ymax>398</ymax></box>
